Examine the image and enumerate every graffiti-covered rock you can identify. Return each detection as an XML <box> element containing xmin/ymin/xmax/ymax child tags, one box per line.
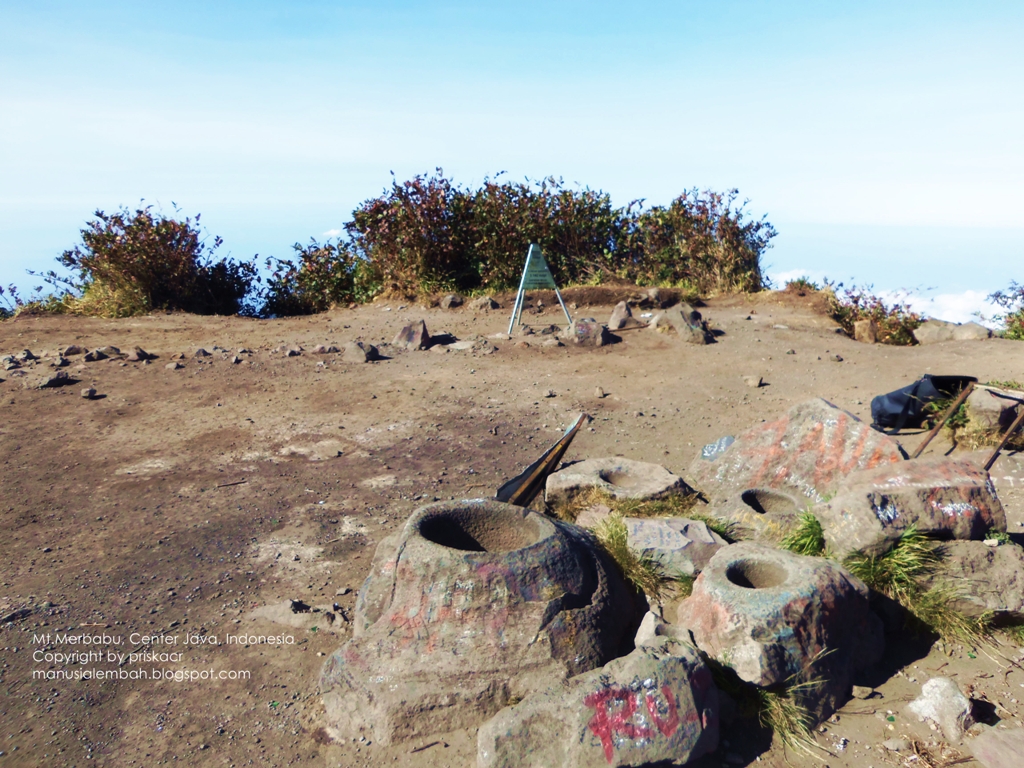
<box><xmin>320</xmin><ymin>500</ymin><xmax>645</xmax><ymax>745</ymax></box>
<box><xmin>623</xmin><ymin>518</ymin><xmax>727</xmax><ymax>576</ymax></box>
<box><xmin>477</xmin><ymin>640</ymin><xmax>718</xmax><ymax>768</ymax></box>
<box><xmin>818</xmin><ymin>458</ymin><xmax>1005</xmax><ymax>558</ymax></box>
<box><xmin>676</xmin><ymin>542</ymin><xmax>883</xmax><ymax>723</ymax></box>
<box><xmin>689</xmin><ymin>398</ymin><xmax>905</xmax><ymax>509</ymax></box>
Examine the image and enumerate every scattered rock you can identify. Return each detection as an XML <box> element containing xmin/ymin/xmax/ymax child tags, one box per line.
<box><xmin>81</xmin><ymin>387</ymin><xmax>96</xmax><ymax>399</ymax></box>
<box><xmin>561</xmin><ymin>318</ymin><xmax>610</xmax><ymax>347</ymax></box>
<box><xmin>851</xmin><ymin>685</ymin><xmax>875</xmax><ymax>699</ymax></box>
<box><xmin>62</xmin><ymin>345</ymin><xmax>84</xmax><ymax>356</ymax></box>
<box><xmin>882</xmin><ymin>737</ymin><xmax>912</xmax><ymax>752</ymax></box>
<box><xmin>440</xmin><ymin>294</ymin><xmax>463</xmax><ymax>309</ymax></box>
<box><xmin>15</xmin><ymin>349</ymin><xmax>38</xmax><ymax>361</ymax></box>
<box><xmin>194</xmin><ymin>348</ymin><xmax>211</xmax><ymax>358</ymax></box>
<box><xmin>96</xmin><ymin>345</ymin><xmax>122</xmax><ymax>358</ymax></box>
<box><xmin>541</xmin><ymin>338</ymin><xmax>563</xmax><ymax>348</ymax></box>
<box><xmin>165</xmin><ymin>361</ymin><xmax>184</xmax><ymax>370</ymax></box>
<box><xmin>914</xmin><ymin>319</ymin><xmax>992</xmax><ymax>344</ymax></box>
<box><xmin>321</xmin><ymin>500</ymin><xmax>645</xmax><ymax>745</ymax></box>
<box><xmin>126</xmin><ymin>346</ymin><xmax>152</xmax><ymax>362</ymax></box>
<box><xmin>83</xmin><ymin>349</ymin><xmax>107</xmax><ymax>362</ymax></box>
<box><xmin>392</xmin><ymin>320</ymin><xmax>431</xmax><ymax>350</ymax></box>
<box><xmin>907</xmin><ymin>677</ymin><xmax>973</xmax><ymax>742</ymax></box>
<box><xmin>829</xmin><ymin>353</ymin><xmax>844</xmax><ymax>362</ymax></box>
<box><xmin>743</xmin><ymin>375</ymin><xmax>762</xmax><ymax>388</ymax></box>
<box><xmin>623</xmin><ymin>518</ymin><xmax>727</xmax><ymax>575</ymax></box>
<box><xmin>285</xmin><ymin>347</ymin><xmax>302</xmax><ymax>357</ymax></box>
<box><xmin>543</xmin><ymin>389</ymin><xmax>555</xmax><ymax>398</ymax></box>
<box><xmin>230</xmin><ymin>355</ymin><xmax>242</xmax><ymax>364</ymax></box>
<box><xmin>818</xmin><ymin>457</ymin><xmax>1006</xmax><ymax>557</ymax></box>
<box><xmin>343</xmin><ymin>341</ymin><xmax>379</xmax><ymax>363</ymax></box>
<box><xmin>31</xmin><ymin>371</ymin><xmax>72</xmax><ymax>389</ymax></box>
<box><xmin>854</xmin><ymin>318</ymin><xmax>878</xmax><ymax>343</ymax></box>
<box><xmin>477</xmin><ymin>640</ymin><xmax>719</xmax><ymax>768</ymax></box>
<box><xmin>970</xmin><ymin>725</ymin><xmax>1024</xmax><ymax>768</ymax></box>
<box><xmin>594</xmin><ymin>386</ymin><xmax>606</xmax><ymax>398</ymax></box>
<box><xmin>468</xmin><ymin>296</ymin><xmax>499</xmax><ymax>311</ymax></box>
<box><xmin>649</xmin><ymin>303</ymin><xmax>708</xmax><ymax>344</ymax></box>
<box><xmin>608</xmin><ymin>301</ymin><xmax>641</xmax><ymax>330</ymax></box>
<box><xmin>677</xmin><ymin>542</ymin><xmax>883</xmax><ymax>722</ymax></box>
<box><xmin>546</xmin><ymin>457</ymin><xmax>688</xmax><ymax>506</ymax></box>
<box><xmin>966</xmin><ymin>386</ymin><xmax>1023</xmax><ymax>431</ymax></box>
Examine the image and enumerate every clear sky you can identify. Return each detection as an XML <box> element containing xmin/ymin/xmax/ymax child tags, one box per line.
<box><xmin>2</xmin><ymin>1</ymin><xmax>1022</xmax><ymax>317</ymax></box>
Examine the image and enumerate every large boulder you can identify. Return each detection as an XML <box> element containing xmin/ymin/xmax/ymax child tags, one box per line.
<box><xmin>546</xmin><ymin>458</ymin><xmax>688</xmax><ymax>506</ymax></box>
<box><xmin>689</xmin><ymin>399</ymin><xmax>905</xmax><ymax>509</ymax></box>
<box><xmin>676</xmin><ymin>542</ymin><xmax>883</xmax><ymax>722</ymax></box>
<box><xmin>913</xmin><ymin>319</ymin><xmax>991</xmax><ymax>344</ymax></box>
<box><xmin>853</xmin><ymin>318</ymin><xmax>878</xmax><ymax>343</ymax></box>
<box><xmin>952</xmin><ymin>321</ymin><xmax>992</xmax><ymax>341</ymax></box>
<box><xmin>561</xmin><ymin>318</ymin><xmax>610</xmax><ymax>347</ymax></box>
<box><xmin>392</xmin><ymin>320</ymin><xmax>431</xmax><ymax>350</ymax></box>
<box><xmin>622</xmin><ymin>518</ymin><xmax>727</xmax><ymax>576</ymax></box>
<box><xmin>924</xmin><ymin>540</ymin><xmax>1024</xmax><ymax>618</ymax></box>
<box><xmin>477</xmin><ymin>640</ymin><xmax>719</xmax><ymax>768</ymax></box>
<box><xmin>320</xmin><ymin>500</ymin><xmax>645</xmax><ymax>745</ymax></box>
<box><xmin>817</xmin><ymin>457</ymin><xmax>1006</xmax><ymax>557</ymax></box>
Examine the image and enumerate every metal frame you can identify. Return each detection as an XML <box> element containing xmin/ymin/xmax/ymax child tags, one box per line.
<box><xmin>508</xmin><ymin>244</ymin><xmax>572</xmax><ymax>335</ymax></box>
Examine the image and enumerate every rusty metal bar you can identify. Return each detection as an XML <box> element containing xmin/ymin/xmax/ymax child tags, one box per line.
<box><xmin>911</xmin><ymin>381</ymin><xmax>975</xmax><ymax>459</ymax></box>
<box><xmin>984</xmin><ymin>408</ymin><xmax>1024</xmax><ymax>471</ymax></box>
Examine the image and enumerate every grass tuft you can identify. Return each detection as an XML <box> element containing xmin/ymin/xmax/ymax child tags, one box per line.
<box><xmin>780</xmin><ymin>512</ymin><xmax>826</xmax><ymax>556</ymax></box>
<box><xmin>593</xmin><ymin>514</ymin><xmax>683</xmax><ymax>603</ymax></box>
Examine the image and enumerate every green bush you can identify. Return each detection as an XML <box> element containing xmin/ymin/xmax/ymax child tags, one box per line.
<box><xmin>263</xmin><ymin>239</ymin><xmax>379</xmax><ymax>317</ymax></box>
<box><xmin>824</xmin><ymin>282</ymin><xmax>922</xmax><ymax>345</ymax></box>
<box><xmin>47</xmin><ymin>205</ymin><xmax>257</xmax><ymax>317</ymax></box>
<box><xmin>336</xmin><ymin>170</ymin><xmax>774</xmax><ymax>300</ymax></box>
<box><xmin>0</xmin><ymin>284</ymin><xmax>21</xmax><ymax>320</ymax></box>
<box><xmin>989</xmin><ymin>281</ymin><xmax>1024</xmax><ymax>340</ymax></box>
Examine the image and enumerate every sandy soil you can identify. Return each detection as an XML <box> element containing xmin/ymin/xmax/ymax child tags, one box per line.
<box><xmin>2</xmin><ymin>287</ymin><xmax>1023</xmax><ymax>768</ymax></box>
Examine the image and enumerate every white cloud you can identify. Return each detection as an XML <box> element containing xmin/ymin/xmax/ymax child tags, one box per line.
<box><xmin>322</xmin><ymin>228</ymin><xmax>342</xmax><ymax>238</ymax></box>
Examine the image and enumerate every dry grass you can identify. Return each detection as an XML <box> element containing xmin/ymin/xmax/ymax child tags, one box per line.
<box><xmin>550</xmin><ymin>487</ymin><xmax>739</xmax><ymax>540</ymax></box>
<box><xmin>592</xmin><ymin>514</ymin><xmax>686</xmax><ymax>603</ymax></box>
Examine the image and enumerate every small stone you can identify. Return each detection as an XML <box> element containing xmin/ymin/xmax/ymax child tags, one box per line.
<box><xmin>81</xmin><ymin>387</ymin><xmax>97</xmax><ymax>399</ymax></box>
<box><xmin>126</xmin><ymin>346</ymin><xmax>152</xmax><ymax>362</ymax></box>
<box><xmin>96</xmin><ymin>345</ymin><xmax>121</xmax><ymax>357</ymax></box>
<box><xmin>62</xmin><ymin>345</ymin><xmax>84</xmax><ymax>356</ymax></box>
<box><xmin>907</xmin><ymin>677</ymin><xmax>974</xmax><ymax>742</ymax></box>
<box><xmin>882</xmin><ymin>738</ymin><xmax>911</xmax><ymax>752</ymax></box>
<box><xmin>594</xmin><ymin>387</ymin><xmax>606</xmax><ymax>398</ymax></box>
<box><xmin>854</xmin><ymin>318</ymin><xmax>878</xmax><ymax>343</ymax></box>
<box><xmin>286</xmin><ymin>348</ymin><xmax>302</xmax><ymax>357</ymax></box>
<box><xmin>343</xmin><ymin>341</ymin><xmax>379</xmax><ymax>363</ymax></box>
<box><xmin>830</xmin><ymin>353</ymin><xmax>844</xmax><ymax>362</ymax></box>
<box><xmin>312</xmin><ymin>344</ymin><xmax>329</xmax><ymax>354</ymax></box>
<box><xmin>743</xmin><ymin>375</ymin><xmax>763</xmax><ymax>388</ymax></box>
<box><xmin>194</xmin><ymin>348</ymin><xmax>211</xmax><ymax>357</ymax></box>
<box><xmin>786</xmin><ymin>349</ymin><xmax>796</xmax><ymax>355</ymax></box>
<box><xmin>468</xmin><ymin>295</ymin><xmax>499</xmax><ymax>311</ymax></box>
<box><xmin>851</xmin><ymin>685</ymin><xmax>875</xmax><ymax>699</ymax></box>
<box><xmin>392</xmin><ymin>320</ymin><xmax>431</xmax><ymax>350</ymax></box>
<box><xmin>336</xmin><ymin>587</ymin><xmax>352</xmax><ymax>596</ymax></box>
<box><xmin>543</xmin><ymin>389</ymin><xmax>555</xmax><ymax>398</ymax></box>
<box><xmin>83</xmin><ymin>349</ymin><xmax>107</xmax><ymax>362</ymax></box>
<box><xmin>32</xmin><ymin>371</ymin><xmax>71</xmax><ymax>389</ymax></box>
<box><xmin>231</xmin><ymin>355</ymin><xmax>242</xmax><ymax>364</ymax></box>
<box><xmin>440</xmin><ymin>294</ymin><xmax>463</xmax><ymax>309</ymax></box>
<box><xmin>165</xmin><ymin>361</ymin><xmax>184</xmax><ymax>370</ymax></box>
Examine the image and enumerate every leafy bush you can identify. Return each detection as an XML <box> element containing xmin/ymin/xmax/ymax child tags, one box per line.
<box><xmin>263</xmin><ymin>239</ymin><xmax>379</xmax><ymax>317</ymax></box>
<box><xmin>783</xmin><ymin>276</ymin><xmax>820</xmax><ymax>294</ymax></box>
<box><xmin>988</xmin><ymin>281</ymin><xmax>1024</xmax><ymax>340</ymax></box>
<box><xmin>45</xmin><ymin>205</ymin><xmax>257</xmax><ymax>317</ymax></box>
<box><xmin>824</xmin><ymin>282</ymin><xmax>922</xmax><ymax>345</ymax></box>
<box><xmin>339</xmin><ymin>169</ymin><xmax>775</xmax><ymax>300</ymax></box>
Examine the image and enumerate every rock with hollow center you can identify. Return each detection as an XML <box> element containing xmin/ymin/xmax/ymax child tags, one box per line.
<box><xmin>477</xmin><ymin>640</ymin><xmax>719</xmax><ymax>768</ymax></box>
<box><xmin>320</xmin><ymin>500</ymin><xmax>645</xmax><ymax>746</ymax></box>
<box><xmin>689</xmin><ymin>399</ymin><xmax>905</xmax><ymax>510</ymax></box>
<box><xmin>545</xmin><ymin>458</ymin><xmax>688</xmax><ymax>506</ymax></box>
<box><xmin>676</xmin><ymin>542</ymin><xmax>883</xmax><ymax>723</ymax></box>
<box><xmin>818</xmin><ymin>457</ymin><xmax>1006</xmax><ymax>557</ymax></box>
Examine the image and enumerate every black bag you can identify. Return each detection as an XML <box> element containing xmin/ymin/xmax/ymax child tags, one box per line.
<box><xmin>870</xmin><ymin>374</ymin><xmax>976</xmax><ymax>434</ymax></box>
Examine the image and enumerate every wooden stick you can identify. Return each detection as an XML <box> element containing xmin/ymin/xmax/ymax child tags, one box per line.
<box><xmin>984</xmin><ymin>408</ymin><xmax>1024</xmax><ymax>471</ymax></box>
<box><xmin>912</xmin><ymin>382</ymin><xmax>975</xmax><ymax>459</ymax></box>
<box><xmin>215</xmin><ymin>479</ymin><xmax>248</xmax><ymax>488</ymax></box>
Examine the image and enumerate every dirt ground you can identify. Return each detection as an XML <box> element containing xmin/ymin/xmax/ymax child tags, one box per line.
<box><xmin>2</xmin><ymin>288</ymin><xmax>1023</xmax><ymax>768</ymax></box>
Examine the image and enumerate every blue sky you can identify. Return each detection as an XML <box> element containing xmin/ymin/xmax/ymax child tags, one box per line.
<box><xmin>2</xmin><ymin>1</ymin><xmax>1022</xmax><ymax>317</ymax></box>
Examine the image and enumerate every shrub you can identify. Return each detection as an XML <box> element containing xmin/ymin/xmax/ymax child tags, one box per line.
<box><xmin>0</xmin><ymin>284</ymin><xmax>22</xmax><ymax>320</ymax></box>
<box><xmin>263</xmin><ymin>239</ymin><xmax>379</xmax><ymax>317</ymax></box>
<box><xmin>47</xmin><ymin>205</ymin><xmax>257</xmax><ymax>317</ymax></box>
<box><xmin>988</xmin><ymin>281</ymin><xmax>1024</xmax><ymax>340</ymax></box>
<box><xmin>824</xmin><ymin>282</ymin><xmax>922</xmax><ymax>345</ymax></box>
<box><xmin>342</xmin><ymin>170</ymin><xmax>775</xmax><ymax>299</ymax></box>
<box><xmin>783</xmin><ymin>276</ymin><xmax>820</xmax><ymax>294</ymax></box>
